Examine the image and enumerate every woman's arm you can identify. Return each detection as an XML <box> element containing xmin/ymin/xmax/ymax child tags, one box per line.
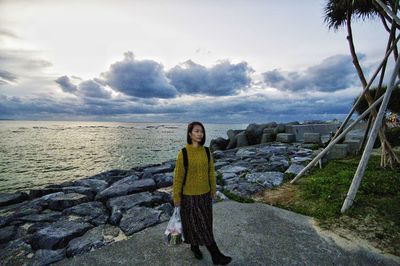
<box><xmin>172</xmin><ymin>150</ymin><xmax>185</xmax><ymax>206</ymax></box>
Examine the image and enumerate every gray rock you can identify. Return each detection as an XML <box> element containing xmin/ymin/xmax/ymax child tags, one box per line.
<box><xmin>214</xmin><ymin>161</ymin><xmax>229</xmax><ymax>170</ymax></box>
<box><xmin>0</xmin><ymin>238</ymin><xmax>33</xmax><ymax>266</ymax></box>
<box><xmin>221</xmin><ymin>172</ymin><xmax>237</xmax><ymax>180</ymax></box>
<box><xmin>245</xmin><ymin>124</ymin><xmax>264</xmax><ymax>145</ymax></box>
<box><xmin>0</xmin><ymin>225</ymin><xmax>18</xmax><ymax>244</ymax></box>
<box><xmin>74</xmin><ymin>179</ymin><xmax>109</xmax><ymax>194</ymax></box>
<box><xmin>106</xmin><ymin>192</ymin><xmax>160</xmax><ymax>225</ymax></box>
<box><xmin>28</xmin><ymin>249</ymin><xmax>66</xmax><ymax>266</ymax></box>
<box><xmin>63</xmin><ymin>201</ymin><xmax>109</xmax><ymax>226</ymax></box>
<box><xmin>246</xmin><ymin>172</ymin><xmax>284</xmax><ymax>188</ymax></box>
<box><xmin>66</xmin><ymin>226</ymin><xmax>106</xmax><ymax>257</ymax></box>
<box><xmin>27</xmin><ymin>222</ymin><xmax>52</xmax><ymax>234</ymax></box>
<box><xmin>285</xmin><ymin>164</ymin><xmax>305</xmax><ymax>176</ymax></box>
<box><xmin>119</xmin><ymin>207</ymin><xmax>161</xmax><ymax>236</ymax></box>
<box><xmin>210</xmin><ymin>137</ymin><xmax>229</xmax><ymax>151</ymax></box>
<box><xmin>261</xmin><ymin>133</ymin><xmax>274</xmax><ymax>143</ymax></box>
<box><xmin>48</xmin><ymin>193</ymin><xmax>90</xmax><ymax>211</ymax></box>
<box><xmin>95</xmin><ymin>177</ymin><xmax>156</xmax><ymax>201</ymax></box>
<box><xmin>212</xmin><ymin>150</ymin><xmax>225</xmax><ymax>159</ymax></box>
<box><xmin>62</xmin><ymin>186</ymin><xmax>95</xmax><ymax>200</ymax></box>
<box><xmin>18</xmin><ymin>211</ymin><xmax>62</xmax><ymax>223</ymax></box>
<box><xmin>0</xmin><ymin>192</ymin><xmax>28</xmax><ymax>207</ymax></box>
<box><xmin>29</xmin><ymin>188</ymin><xmax>63</xmax><ymax>199</ymax></box>
<box><xmin>224</xmin><ymin>182</ymin><xmax>264</xmax><ymax>197</ymax></box>
<box><xmin>303</xmin><ymin>133</ymin><xmax>321</xmax><ymax>144</ymax></box>
<box><xmin>276</xmin><ymin>123</ymin><xmax>286</xmax><ymax>133</ymax></box>
<box><xmin>235</xmin><ymin>149</ymin><xmax>256</xmax><ymax>159</ymax></box>
<box><xmin>344</xmin><ymin>139</ymin><xmax>361</xmax><ymax>155</ymax></box>
<box><xmin>327</xmin><ymin>144</ymin><xmax>349</xmax><ymax>160</ymax></box>
<box><xmin>226</xmin><ymin>136</ymin><xmax>237</xmax><ymax>150</ymax></box>
<box><xmin>143</xmin><ymin>164</ymin><xmax>174</xmax><ymax>175</ymax></box>
<box><xmin>88</xmin><ymin>169</ymin><xmax>137</xmax><ymax>185</ymax></box>
<box><xmin>74</xmin><ymin>179</ymin><xmax>108</xmax><ymax>193</ymax></box>
<box><xmin>227</xmin><ymin>129</ymin><xmax>242</xmax><ymax>141</ymax></box>
<box><xmin>224</xmin><ymin>177</ymin><xmax>241</xmax><ymax>185</ymax></box>
<box><xmin>218</xmin><ymin>165</ymin><xmax>248</xmax><ymax>175</ymax></box>
<box><xmin>236</xmin><ymin>131</ymin><xmax>249</xmax><ymax>147</ymax></box>
<box><xmin>291</xmin><ymin>156</ymin><xmax>313</xmax><ymax>164</ymax></box>
<box><xmin>276</xmin><ymin>133</ymin><xmax>296</xmax><ymax>143</ymax></box>
<box><xmin>155</xmin><ymin>203</ymin><xmax>174</xmax><ymax>222</ymax></box>
<box><xmin>153</xmin><ymin>172</ymin><xmax>173</xmax><ymax>188</ymax></box>
<box><xmin>30</xmin><ymin>220</ymin><xmax>93</xmax><ymax>250</ymax></box>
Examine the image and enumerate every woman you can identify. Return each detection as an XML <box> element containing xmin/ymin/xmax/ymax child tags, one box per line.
<box><xmin>173</xmin><ymin>121</ymin><xmax>232</xmax><ymax>265</ymax></box>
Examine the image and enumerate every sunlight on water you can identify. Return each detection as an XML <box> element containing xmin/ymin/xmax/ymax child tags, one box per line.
<box><xmin>0</xmin><ymin>121</ymin><xmax>246</xmax><ymax>193</ymax></box>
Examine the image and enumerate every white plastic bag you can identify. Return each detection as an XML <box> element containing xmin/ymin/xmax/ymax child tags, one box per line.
<box><xmin>164</xmin><ymin>206</ymin><xmax>185</xmax><ymax>245</ymax></box>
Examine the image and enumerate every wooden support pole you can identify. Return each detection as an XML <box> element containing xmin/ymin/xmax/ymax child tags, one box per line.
<box><xmin>341</xmin><ymin>55</ymin><xmax>400</xmax><ymax>213</ymax></box>
<box><xmin>331</xmin><ymin>34</ymin><xmax>400</xmax><ymax>141</ymax></box>
<box><xmin>290</xmin><ymin>94</ymin><xmax>385</xmax><ymax>184</ymax></box>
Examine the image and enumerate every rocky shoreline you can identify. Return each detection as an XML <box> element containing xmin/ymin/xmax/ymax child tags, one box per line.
<box><xmin>0</xmin><ymin>121</ymin><xmax>363</xmax><ymax>266</ymax></box>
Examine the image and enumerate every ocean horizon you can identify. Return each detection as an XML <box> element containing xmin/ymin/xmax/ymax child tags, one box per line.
<box><xmin>0</xmin><ymin>120</ymin><xmax>247</xmax><ymax>193</ymax></box>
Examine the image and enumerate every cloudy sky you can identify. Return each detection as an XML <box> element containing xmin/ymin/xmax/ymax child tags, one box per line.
<box><xmin>0</xmin><ymin>0</ymin><xmax>392</xmax><ymax>123</ymax></box>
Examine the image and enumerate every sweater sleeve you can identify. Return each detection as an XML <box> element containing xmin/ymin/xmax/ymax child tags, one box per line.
<box><xmin>209</xmin><ymin>153</ymin><xmax>217</xmax><ymax>197</ymax></box>
<box><xmin>173</xmin><ymin>150</ymin><xmax>185</xmax><ymax>205</ymax></box>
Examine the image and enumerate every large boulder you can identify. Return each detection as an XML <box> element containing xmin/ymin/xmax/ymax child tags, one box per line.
<box><xmin>285</xmin><ymin>164</ymin><xmax>305</xmax><ymax>176</ymax></box>
<box><xmin>0</xmin><ymin>238</ymin><xmax>33</xmax><ymax>266</ymax></box>
<box><xmin>119</xmin><ymin>207</ymin><xmax>161</xmax><ymax>236</ymax></box>
<box><xmin>28</xmin><ymin>249</ymin><xmax>66</xmax><ymax>266</ymax></box>
<box><xmin>106</xmin><ymin>192</ymin><xmax>165</xmax><ymax>225</ymax></box>
<box><xmin>30</xmin><ymin>220</ymin><xmax>93</xmax><ymax>250</ymax></box>
<box><xmin>61</xmin><ymin>186</ymin><xmax>95</xmax><ymax>200</ymax></box>
<box><xmin>0</xmin><ymin>225</ymin><xmax>18</xmax><ymax>244</ymax></box>
<box><xmin>236</xmin><ymin>131</ymin><xmax>249</xmax><ymax>147</ymax></box>
<box><xmin>66</xmin><ymin>226</ymin><xmax>106</xmax><ymax>257</ymax></box>
<box><xmin>29</xmin><ymin>188</ymin><xmax>62</xmax><ymax>199</ymax></box>
<box><xmin>153</xmin><ymin>172</ymin><xmax>173</xmax><ymax>188</ymax></box>
<box><xmin>74</xmin><ymin>179</ymin><xmax>108</xmax><ymax>193</ymax></box>
<box><xmin>224</xmin><ymin>182</ymin><xmax>264</xmax><ymax>198</ymax></box>
<box><xmin>276</xmin><ymin>133</ymin><xmax>296</xmax><ymax>143</ymax></box>
<box><xmin>210</xmin><ymin>137</ymin><xmax>229</xmax><ymax>151</ymax></box>
<box><xmin>0</xmin><ymin>192</ymin><xmax>28</xmax><ymax>207</ymax></box>
<box><xmin>95</xmin><ymin>176</ymin><xmax>156</xmax><ymax>201</ymax></box>
<box><xmin>18</xmin><ymin>211</ymin><xmax>62</xmax><ymax>223</ymax></box>
<box><xmin>48</xmin><ymin>193</ymin><xmax>90</xmax><ymax>211</ymax></box>
<box><xmin>303</xmin><ymin>133</ymin><xmax>321</xmax><ymax>144</ymax></box>
<box><xmin>63</xmin><ymin>201</ymin><xmax>109</xmax><ymax>226</ymax></box>
<box><xmin>326</xmin><ymin>144</ymin><xmax>349</xmax><ymax>160</ymax></box>
<box><xmin>245</xmin><ymin>124</ymin><xmax>265</xmax><ymax>145</ymax></box>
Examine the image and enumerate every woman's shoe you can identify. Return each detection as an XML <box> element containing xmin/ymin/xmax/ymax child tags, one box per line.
<box><xmin>206</xmin><ymin>242</ymin><xmax>232</xmax><ymax>265</ymax></box>
<box><xmin>190</xmin><ymin>245</ymin><xmax>203</xmax><ymax>260</ymax></box>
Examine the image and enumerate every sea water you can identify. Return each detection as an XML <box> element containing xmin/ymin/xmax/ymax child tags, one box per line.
<box><xmin>0</xmin><ymin>121</ymin><xmax>246</xmax><ymax>193</ymax></box>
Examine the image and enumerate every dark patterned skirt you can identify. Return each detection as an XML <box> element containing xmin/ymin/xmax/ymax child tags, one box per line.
<box><xmin>180</xmin><ymin>191</ymin><xmax>215</xmax><ymax>246</ymax></box>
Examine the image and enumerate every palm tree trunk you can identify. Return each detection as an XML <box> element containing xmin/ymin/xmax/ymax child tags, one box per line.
<box><xmin>346</xmin><ymin>13</ymin><xmax>399</xmax><ymax>167</ymax></box>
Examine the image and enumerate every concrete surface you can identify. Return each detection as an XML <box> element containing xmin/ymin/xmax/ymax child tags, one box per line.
<box><xmin>56</xmin><ymin>201</ymin><xmax>400</xmax><ymax>266</ymax></box>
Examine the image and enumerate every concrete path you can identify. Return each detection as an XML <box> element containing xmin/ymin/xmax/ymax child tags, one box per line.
<box><xmin>56</xmin><ymin>201</ymin><xmax>400</xmax><ymax>266</ymax></box>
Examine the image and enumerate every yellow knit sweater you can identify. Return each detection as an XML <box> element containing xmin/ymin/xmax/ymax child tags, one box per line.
<box><xmin>173</xmin><ymin>143</ymin><xmax>217</xmax><ymax>205</ymax></box>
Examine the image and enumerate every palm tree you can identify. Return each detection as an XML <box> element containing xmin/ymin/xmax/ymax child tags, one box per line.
<box><xmin>324</xmin><ymin>0</ymin><xmax>399</xmax><ymax>167</ymax></box>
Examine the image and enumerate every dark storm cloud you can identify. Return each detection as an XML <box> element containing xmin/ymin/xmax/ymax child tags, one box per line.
<box><xmin>78</xmin><ymin>80</ymin><xmax>112</xmax><ymax>99</ymax></box>
<box><xmin>167</xmin><ymin>60</ymin><xmax>253</xmax><ymax>96</ymax></box>
<box><xmin>263</xmin><ymin>54</ymin><xmax>361</xmax><ymax>92</ymax></box>
<box><xmin>101</xmin><ymin>52</ymin><xmax>177</xmax><ymax>99</ymax></box>
<box><xmin>55</xmin><ymin>76</ymin><xmax>78</xmax><ymax>93</ymax></box>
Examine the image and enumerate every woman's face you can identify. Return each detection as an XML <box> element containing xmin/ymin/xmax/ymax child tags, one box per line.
<box><xmin>189</xmin><ymin>124</ymin><xmax>204</xmax><ymax>144</ymax></box>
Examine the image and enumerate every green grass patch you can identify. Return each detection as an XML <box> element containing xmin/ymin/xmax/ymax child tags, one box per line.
<box><xmin>222</xmin><ymin>189</ymin><xmax>255</xmax><ymax>203</ymax></box>
<box><xmin>289</xmin><ymin>155</ymin><xmax>400</xmax><ymax>220</ymax></box>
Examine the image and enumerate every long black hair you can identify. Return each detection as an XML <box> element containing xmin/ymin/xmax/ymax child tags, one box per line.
<box><xmin>186</xmin><ymin>121</ymin><xmax>206</xmax><ymax>145</ymax></box>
